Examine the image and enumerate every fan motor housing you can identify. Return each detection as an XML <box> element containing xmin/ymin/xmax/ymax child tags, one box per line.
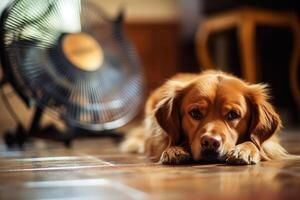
<box><xmin>62</xmin><ymin>33</ymin><xmax>104</xmax><ymax>72</ymax></box>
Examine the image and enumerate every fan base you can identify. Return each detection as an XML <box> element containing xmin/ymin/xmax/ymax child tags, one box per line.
<box><xmin>3</xmin><ymin>107</ymin><xmax>124</xmax><ymax>148</ymax></box>
<box><xmin>3</xmin><ymin>125</ymin><xmax>124</xmax><ymax>148</ymax></box>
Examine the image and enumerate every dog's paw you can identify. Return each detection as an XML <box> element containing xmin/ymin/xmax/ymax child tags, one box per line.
<box><xmin>226</xmin><ymin>142</ymin><xmax>260</xmax><ymax>165</ymax></box>
<box><xmin>159</xmin><ymin>146</ymin><xmax>191</xmax><ymax>165</ymax></box>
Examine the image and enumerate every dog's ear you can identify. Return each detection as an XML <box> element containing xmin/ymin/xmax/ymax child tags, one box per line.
<box><xmin>154</xmin><ymin>80</ymin><xmax>187</xmax><ymax>146</ymax></box>
<box><xmin>247</xmin><ymin>84</ymin><xmax>282</xmax><ymax>147</ymax></box>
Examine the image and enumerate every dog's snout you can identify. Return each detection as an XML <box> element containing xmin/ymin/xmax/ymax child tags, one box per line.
<box><xmin>201</xmin><ymin>135</ymin><xmax>221</xmax><ymax>150</ymax></box>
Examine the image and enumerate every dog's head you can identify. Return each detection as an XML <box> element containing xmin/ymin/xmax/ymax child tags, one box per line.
<box><xmin>155</xmin><ymin>71</ymin><xmax>281</xmax><ymax>162</ymax></box>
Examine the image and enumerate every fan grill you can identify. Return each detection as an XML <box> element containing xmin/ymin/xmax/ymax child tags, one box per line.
<box><xmin>1</xmin><ymin>0</ymin><xmax>144</xmax><ymax>130</ymax></box>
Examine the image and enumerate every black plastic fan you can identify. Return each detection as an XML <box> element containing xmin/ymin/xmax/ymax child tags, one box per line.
<box><xmin>0</xmin><ymin>0</ymin><xmax>144</xmax><ymax>147</ymax></box>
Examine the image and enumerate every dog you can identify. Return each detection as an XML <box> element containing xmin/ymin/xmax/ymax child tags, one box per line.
<box><xmin>121</xmin><ymin>70</ymin><xmax>292</xmax><ymax>165</ymax></box>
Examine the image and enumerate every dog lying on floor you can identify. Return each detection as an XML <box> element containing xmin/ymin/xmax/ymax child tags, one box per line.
<box><xmin>121</xmin><ymin>70</ymin><xmax>292</xmax><ymax>165</ymax></box>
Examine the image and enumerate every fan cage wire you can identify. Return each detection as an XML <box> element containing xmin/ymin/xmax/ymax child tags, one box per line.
<box><xmin>0</xmin><ymin>0</ymin><xmax>144</xmax><ymax>131</ymax></box>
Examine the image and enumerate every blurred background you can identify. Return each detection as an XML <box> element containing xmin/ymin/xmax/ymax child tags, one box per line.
<box><xmin>0</xmin><ymin>0</ymin><xmax>299</xmax><ymax>137</ymax></box>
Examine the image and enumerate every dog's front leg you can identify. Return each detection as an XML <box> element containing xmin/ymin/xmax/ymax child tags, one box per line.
<box><xmin>159</xmin><ymin>146</ymin><xmax>191</xmax><ymax>165</ymax></box>
<box><xmin>226</xmin><ymin>141</ymin><xmax>260</xmax><ymax>165</ymax></box>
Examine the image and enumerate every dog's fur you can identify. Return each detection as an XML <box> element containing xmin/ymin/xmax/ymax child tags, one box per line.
<box><xmin>121</xmin><ymin>70</ymin><xmax>292</xmax><ymax>165</ymax></box>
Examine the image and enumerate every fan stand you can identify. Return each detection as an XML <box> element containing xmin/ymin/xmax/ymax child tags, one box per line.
<box><xmin>0</xmin><ymin>9</ymin><xmax>131</xmax><ymax>148</ymax></box>
<box><xmin>3</xmin><ymin>106</ymin><xmax>124</xmax><ymax>148</ymax></box>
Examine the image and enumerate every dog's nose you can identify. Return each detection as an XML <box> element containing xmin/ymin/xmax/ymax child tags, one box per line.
<box><xmin>201</xmin><ymin>135</ymin><xmax>221</xmax><ymax>150</ymax></box>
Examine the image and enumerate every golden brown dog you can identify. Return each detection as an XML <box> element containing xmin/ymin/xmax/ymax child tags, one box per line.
<box><xmin>121</xmin><ymin>70</ymin><xmax>291</xmax><ymax>165</ymax></box>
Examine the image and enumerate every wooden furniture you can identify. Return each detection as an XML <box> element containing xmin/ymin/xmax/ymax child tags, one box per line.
<box><xmin>125</xmin><ymin>22</ymin><xmax>180</xmax><ymax>92</ymax></box>
<box><xmin>195</xmin><ymin>7</ymin><xmax>300</xmax><ymax>109</ymax></box>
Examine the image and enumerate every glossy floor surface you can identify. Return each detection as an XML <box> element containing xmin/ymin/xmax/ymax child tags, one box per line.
<box><xmin>0</xmin><ymin>130</ymin><xmax>300</xmax><ymax>200</ymax></box>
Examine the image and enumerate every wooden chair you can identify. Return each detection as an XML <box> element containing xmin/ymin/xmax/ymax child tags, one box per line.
<box><xmin>195</xmin><ymin>7</ymin><xmax>300</xmax><ymax>109</ymax></box>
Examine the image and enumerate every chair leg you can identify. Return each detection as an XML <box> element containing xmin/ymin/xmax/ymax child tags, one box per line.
<box><xmin>238</xmin><ymin>19</ymin><xmax>257</xmax><ymax>83</ymax></box>
<box><xmin>196</xmin><ymin>25</ymin><xmax>217</xmax><ymax>70</ymax></box>
<box><xmin>289</xmin><ymin>19</ymin><xmax>300</xmax><ymax>111</ymax></box>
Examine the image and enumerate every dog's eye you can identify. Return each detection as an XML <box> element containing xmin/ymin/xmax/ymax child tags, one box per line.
<box><xmin>189</xmin><ymin>108</ymin><xmax>203</xmax><ymax>120</ymax></box>
<box><xmin>226</xmin><ymin>110</ymin><xmax>240</xmax><ymax>121</ymax></box>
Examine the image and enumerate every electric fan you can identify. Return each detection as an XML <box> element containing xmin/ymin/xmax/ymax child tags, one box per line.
<box><xmin>0</xmin><ymin>0</ymin><xmax>144</xmax><ymax>147</ymax></box>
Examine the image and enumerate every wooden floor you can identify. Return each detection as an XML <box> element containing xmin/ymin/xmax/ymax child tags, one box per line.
<box><xmin>0</xmin><ymin>130</ymin><xmax>300</xmax><ymax>200</ymax></box>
